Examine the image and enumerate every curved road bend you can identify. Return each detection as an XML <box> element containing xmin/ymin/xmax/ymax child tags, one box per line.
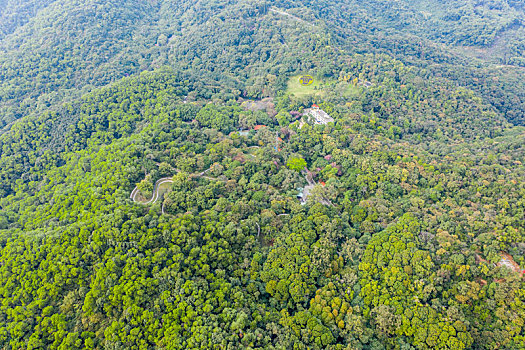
<box><xmin>131</xmin><ymin>177</ymin><xmax>173</xmax><ymax>204</ymax></box>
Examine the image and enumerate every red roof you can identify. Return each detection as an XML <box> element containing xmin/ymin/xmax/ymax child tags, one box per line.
<box><xmin>254</xmin><ymin>125</ymin><xmax>266</xmax><ymax>131</ymax></box>
<box><xmin>312</xmin><ymin>104</ymin><xmax>319</xmax><ymax>108</ymax></box>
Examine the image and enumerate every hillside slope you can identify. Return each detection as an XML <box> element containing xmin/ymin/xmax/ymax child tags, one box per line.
<box><xmin>1</xmin><ymin>0</ymin><xmax>525</xmax><ymax>127</ymax></box>
<box><xmin>0</xmin><ymin>1</ymin><xmax>525</xmax><ymax>349</ymax></box>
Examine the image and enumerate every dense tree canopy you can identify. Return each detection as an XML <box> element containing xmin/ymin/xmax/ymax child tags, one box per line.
<box><xmin>0</xmin><ymin>0</ymin><xmax>524</xmax><ymax>349</ymax></box>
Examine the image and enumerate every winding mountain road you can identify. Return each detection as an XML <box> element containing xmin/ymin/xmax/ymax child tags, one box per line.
<box><xmin>130</xmin><ymin>177</ymin><xmax>173</xmax><ymax>204</ymax></box>
<box><xmin>269</xmin><ymin>8</ymin><xmax>310</xmax><ymax>25</ymax></box>
<box><xmin>301</xmin><ymin>170</ymin><xmax>333</xmax><ymax>206</ymax></box>
<box><xmin>130</xmin><ymin>165</ymin><xmax>220</xmax><ymax>205</ymax></box>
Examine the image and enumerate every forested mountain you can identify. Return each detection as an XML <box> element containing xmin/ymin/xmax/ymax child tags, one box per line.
<box><xmin>0</xmin><ymin>0</ymin><xmax>524</xmax><ymax>349</ymax></box>
<box><xmin>1</xmin><ymin>0</ymin><xmax>525</xmax><ymax>127</ymax></box>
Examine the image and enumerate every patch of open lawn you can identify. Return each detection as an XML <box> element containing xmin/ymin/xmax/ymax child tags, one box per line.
<box><xmin>287</xmin><ymin>75</ymin><xmax>359</xmax><ymax>99</ymax></box>
<box><xmin>286</xmin><ymin>75</ymin><xmax>328</xmax><ymax>97</ymax></box>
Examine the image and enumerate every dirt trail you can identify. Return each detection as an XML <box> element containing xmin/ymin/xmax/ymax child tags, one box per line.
<box><xmin>498</xmin><ymin>253</ymin><xmax>522</xmax><ymax>273</ymax></box>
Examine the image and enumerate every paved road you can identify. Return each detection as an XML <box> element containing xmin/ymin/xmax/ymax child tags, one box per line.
<box><xmin>130</xmin><ymin>165</ymin><xmax>218</xmax><ymax>206</ymax></box>
<box><xmin>301</xmin><ymin>170</ymin><xmax>332</xmax><ymax>206</ymax></box>
<box><xmin>270</xmin><ymin>8</ymin><xmax>309</xmax><ymax>25</ymax></box>
<box><xmin>130</xmin><ymin>177</ymin><xmax>173</xmax><ymax>204</ymax></box>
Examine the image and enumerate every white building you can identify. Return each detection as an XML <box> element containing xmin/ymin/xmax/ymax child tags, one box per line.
<box><xmin>303</xmin><ymin>105</ymin><xmax>334</xmax><ymax>125</ymax></box>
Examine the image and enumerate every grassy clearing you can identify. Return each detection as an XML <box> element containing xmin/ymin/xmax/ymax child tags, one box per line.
<box><xmin>286</xmin><ymin>75</ymin><xmax>359</xmax><ymax>99</ymax></box>
<box><xmin>286</xmin><ymin>75</ymin><xmax>328</xmax><ymax>97</ymax></box>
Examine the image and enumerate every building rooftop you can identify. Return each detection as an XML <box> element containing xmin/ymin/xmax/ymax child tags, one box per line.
<box><xmin>303</xmin><ymin>107</ymin><xmax>334</xmax><ymax>125</ymax></box>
